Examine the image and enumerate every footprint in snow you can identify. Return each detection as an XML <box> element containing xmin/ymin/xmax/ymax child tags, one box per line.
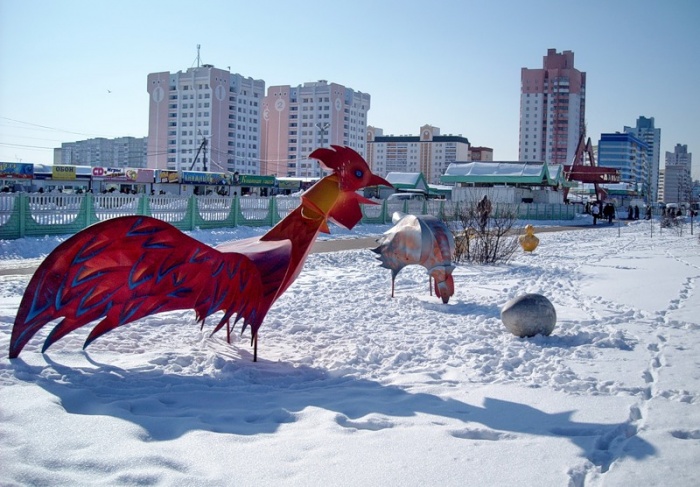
<box><xmin>450</xmin><ymin>428</ymin><xmax>516</xmax><ymax>441</ymax></box>
<box><xmin>670</xmin><ymin>430</ymin><xmax>700</xmax><ymax>440</ymax></box>
<box><xmin>335</xmin><ymin>414</ymin><xmax>394</xmax><ymax>431</ymax></box>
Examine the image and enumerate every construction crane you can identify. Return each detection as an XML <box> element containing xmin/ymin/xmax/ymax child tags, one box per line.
<box><xmin>563</xmin><ymin>135</ymin><xmax>620</xmax><ymax>202</ymax></box>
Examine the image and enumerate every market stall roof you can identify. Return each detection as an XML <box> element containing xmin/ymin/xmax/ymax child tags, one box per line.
<box><xmin>441</xmin><ymin>161</ymin><xmax>570</xmax><ymax>187</ymax></box>
<box><xmin>385</xmin><ymin>172</ymin><xmax>429</xmax><ymax>191</ymax></box>
<box><xmin>428</xmin><ymin>184</ymin><xmax>452</xmax><ymax>196</ymax></box>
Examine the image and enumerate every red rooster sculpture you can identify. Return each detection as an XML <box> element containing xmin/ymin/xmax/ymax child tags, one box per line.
<box><xmin>9</xmin><ymin>146</ymin><xmax>391</xmax><ymax>361</ymax></box>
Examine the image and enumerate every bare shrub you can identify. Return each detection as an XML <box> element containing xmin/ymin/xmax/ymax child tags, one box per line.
<box><xmin>660</xmin><ymin>214</ymin><xmax>684</xmax><ymax>236</ymax></box>
<box><xmin>444</xmin><ymin>195</ymin><xmax>520</xmax><ymax>265</ymax></box>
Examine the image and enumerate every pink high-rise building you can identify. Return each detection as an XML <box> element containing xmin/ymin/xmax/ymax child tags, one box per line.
<box><xmin>261</xmin><ymin>80</ymin><xmax>370</xmax><ymax>178</ymax></box>
<box><xmin>519</xmin><ymin>49</ymin><xmax>586</xmax><ymax>165</ymax></box>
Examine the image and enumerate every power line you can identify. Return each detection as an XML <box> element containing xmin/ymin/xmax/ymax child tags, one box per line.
<box><xmin>0</xmin><ymin>130</ymin><xmax>66</xmax><ymax>143</ymax></box>
<box><xmin>0</xmin><ymin>116</ymin><xmax>123</xmax><ymax>138</ymax></box>
<box><xmin>0</xmin><ymin>142</ymin><xmax>56</xmax><ymax>150</ymax></box>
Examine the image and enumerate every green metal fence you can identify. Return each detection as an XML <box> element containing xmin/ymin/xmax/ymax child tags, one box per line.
<box><xmin>0</xmin><ymin>193</ymin><xmax>579</xmax><ymax>240</ymax></box>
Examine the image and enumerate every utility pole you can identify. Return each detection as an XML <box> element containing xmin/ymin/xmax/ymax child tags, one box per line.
<box><xmin>203</xmin><ymin>137</ymin><xmax>207</xmax><ymax>172</ymax></box>
<box><xmin>190</xmin><ymin>134</ymin><xmax>208</xmax><ymax>172</ymax></box>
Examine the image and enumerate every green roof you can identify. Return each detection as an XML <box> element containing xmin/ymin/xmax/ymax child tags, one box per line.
<box><xmin>385</xmin><ymin>172</ymin><xmax>429</xmax><ymax>191</ymax></box>
<box><xmin>440</xmin><ymin>161</ymin><xmax>570</xmax><ymax>187</ymax></box>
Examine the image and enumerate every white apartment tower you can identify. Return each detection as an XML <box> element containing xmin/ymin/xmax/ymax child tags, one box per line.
<box><xmin>59</xmin><ymin>137</ymin><xmax>147</xmax><ymax>168</ymax></box>
<box><xmin>624</xmin><ymin>116</ymin><xmax>661</xmax><ymax>202</ymax></box>
<box><xmin>261</xmin><ymin>80</ymin><xmax>370</xmax><ymax>178</ymax></box>
<box><xmin>147</xmin><ymin>64</ymin><xmax>265</xmax><ymax>174</ymax></box>
<box><xmin>519</xmin><ymin>49</ymin><xmax>586</xmax><ymax>165</ymax></box>
<box><xmin>366</xmin><ymin>125</ymin><xmax>471</xmax><ymax>184</ymax></box>
<box><xmin>663</xmin><ymin>144</ymin><xmax>693</xmax><ymax>204</ymax></box>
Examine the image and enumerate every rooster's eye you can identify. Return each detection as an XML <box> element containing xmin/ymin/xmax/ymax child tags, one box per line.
<box><xmin>354</xmin><ymin>169</ymin><xmax>363</xmax><ymax>178</ymax></box>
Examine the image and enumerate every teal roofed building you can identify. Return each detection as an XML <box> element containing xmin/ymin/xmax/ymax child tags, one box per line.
<box><xmin>440</xmin><ymin>161</ymin><xmax>571</xmax><ymax>204</ymax></box>
<box><xmin>385</xmin><ymin>172</ymin><xmax>429</xmax><ymax>192</ymax></box>
<box><xmin>382</xmin><ymin>171</ymin><xmax>451</xmax><ymax>199</ymax></box>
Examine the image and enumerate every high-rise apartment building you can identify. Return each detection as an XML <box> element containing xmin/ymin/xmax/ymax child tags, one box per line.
<box><xmin>366</xmin><ymin>125</ymin><xmax>471</xmax><ymax>184</ymax></box>
<box><xmin>663</xmin><ymin>144</ymin><xmax>692</xmax><ymax>204</ymax></box>
<box><xmin>657</xmin><ymin>169</ymin><xmax>666</xmax><ymax>202</ymax></box>
<box><xmin>598</xmin><ymin>133</ymin><xmax>649</xmax><ymax>199</ymax></box>
<box><xmin>57</xmin><ymin>137</ymin><xmax>147</xmax><ymax>168</ymax></box>
<box><xmin>519</xmin><ymin>49</ymin><xmax>586</xmax><ymax>165</ymax></box>
<box><xmin>624</xmin><ymin>116</ymin><xmax>661</xmax><ymax>202</ymax></box>
<box><xmin>261</xmin><ymin>80</ymin><xmax>370</xmax><ymax>178</ymax></box>
<box><xmin>147</xmin><ymin>64</ymin><xmax>265</xmax><ymax>174</ymax></box>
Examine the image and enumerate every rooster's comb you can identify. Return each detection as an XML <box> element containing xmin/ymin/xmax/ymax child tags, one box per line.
<box><xmin>309</xmin><ymin>145</ymin><xmax>366</xmax><ymax>172</ymax></box>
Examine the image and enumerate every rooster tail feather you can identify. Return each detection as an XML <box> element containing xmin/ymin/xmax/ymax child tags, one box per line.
<box><xmin>9</xmin><ymin>216</ymin><xmax>270</xmax><ymax>358</ymax></box>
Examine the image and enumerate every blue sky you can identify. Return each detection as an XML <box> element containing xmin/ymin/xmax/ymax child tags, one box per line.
<box><xmin>1</xmin><ymin>0</ymin><xmax>698</xmax><ymax>179</ymax></box>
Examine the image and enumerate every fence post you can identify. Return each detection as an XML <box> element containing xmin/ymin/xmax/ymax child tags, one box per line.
<box><xmin>269</xmin><ymin>197</ymin><xmax>278</xmax><ymax>226</ymax></box>
<box><xmin>18</xmin><ymin>193</ymin><xmax>27</xmax><ymax>239</ymax></box>
<box><xmin>142</xmin><ymin>194</ymin><xmax>152</xmax><ymax>217</ymax></box>
<box><xmin>232</xmin><ymin>194</ymin><xmax>239</xmax><ymax>227</ymax></box>
<box><xmin>84</xmin><ymin>193</ymin><xmax>97</xmax><ymax>226</ymax></box>
<box><xmin>137</xmin><ymin>194</ymin><xmax>148</xmax><ymax>216</ymax></box>
<box><xmin>83</xmin><ymin>193</ymin><xmax>91</xmax><ymax>227</ymax></box>
<box><xmin>186</xmin><ymin>195</ymin><xmax>196</xmax><ymax>230</ymax></box>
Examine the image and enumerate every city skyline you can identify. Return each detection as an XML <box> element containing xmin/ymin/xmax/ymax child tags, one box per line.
<box><xmin>1</xmin><ymin>0</ymin><xmax>698</xmax><ymax>179</ymax></box>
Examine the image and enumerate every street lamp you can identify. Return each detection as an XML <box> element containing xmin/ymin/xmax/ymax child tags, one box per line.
<box><xmin>316</xmin><ymin>122</ymin><xmax>330</xmax><ymax>148</ymax></box>
<box><xmin>315</xmin><ymin>122</ymin><xmax>330</xmax><ymax>178</ymax></box>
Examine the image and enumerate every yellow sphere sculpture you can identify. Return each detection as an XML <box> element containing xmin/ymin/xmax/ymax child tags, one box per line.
<box><xmin>519</xmin><ymin>224</ymin><xmax>539</xmax><ymax>252</ymax></box>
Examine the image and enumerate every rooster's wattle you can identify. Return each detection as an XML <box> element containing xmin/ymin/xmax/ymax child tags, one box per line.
<box><xmin>9</xmin><ymin>145</ymin><xmax>391</xmax><ymax>361</ymax></box>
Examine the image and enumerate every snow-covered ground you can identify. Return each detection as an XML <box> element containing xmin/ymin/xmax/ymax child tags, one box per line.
<box><xmin>1</xmin><ymin>217</ymin><xmax>699</xmax><ymax>486</ymax></box>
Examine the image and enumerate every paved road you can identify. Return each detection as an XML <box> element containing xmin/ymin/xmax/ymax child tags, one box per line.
<box><xmin>0</xmin><ymin>266</ymin><xmax>36</xmax><ymax>276</ymax></box>
<box><xmin>311</xmin><ymin>236</ymin><xmax>379</xmax><ymax>253</ymax></box>
<box><xmin>0</xmin><ymin>224</ymin><xmax>597</xmax><ymax>277</ymax></box>
<box><xmin>0</xmin><ymin>236</ymin><xmax>384</xmax><ymax>277</ymax></box>
<box><xmin>312</xmin><ymin>224</ymin><xmax>593</xmax><ymax>254</ymax></box>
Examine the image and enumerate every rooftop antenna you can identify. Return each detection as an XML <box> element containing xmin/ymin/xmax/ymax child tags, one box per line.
<box><xmin>196</xmin><ymin>44</ymin><xmax>201</xmax><ymax>67</ymax></box>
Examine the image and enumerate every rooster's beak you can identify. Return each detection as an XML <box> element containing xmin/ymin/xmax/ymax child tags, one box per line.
<box><xmin>368</xmin><ymin>174</ymin><xmax>392</xmax><ymax>189</ymax></box>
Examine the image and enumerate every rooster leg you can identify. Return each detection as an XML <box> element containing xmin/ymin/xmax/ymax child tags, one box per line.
<box><xmin>253</xmin><ymin>334</ymin><xmax>258</xmax><ymax>362</ymax></box>
<box><xmin>391</xmin><ymin>277</ymin><xmax>395</xmax><ymax>298</ymax></box>
<box><xmin>226</xmin><ymin>320</ymin><xmax>231</xmax><ymax>344</ymax></box>
<box><xmin>429</xmin><ymin>275</ymin><xmax>433</xmax><ymax>296</ymax></box>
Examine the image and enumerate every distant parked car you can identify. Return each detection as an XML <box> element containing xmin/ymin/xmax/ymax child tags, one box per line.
<box><xmin>387</xmin><ymin>192</ymin><xmax>426</xmax><ymax>202</ymax></box>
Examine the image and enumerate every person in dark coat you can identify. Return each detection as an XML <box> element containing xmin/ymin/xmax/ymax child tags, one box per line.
<box><xmin>603</xmin><ymin>203</ymin><xmax>615</xmax><ymax>224</ymax></box>
<box><xmin>634</xmin><ymin>205</ymin><xmax>640</xmax><ymax>220</ymax></box>
<box><xmin>476</xmin><ymin>195</ymin><xmax>492</xmax><ymax>229</ymax></box>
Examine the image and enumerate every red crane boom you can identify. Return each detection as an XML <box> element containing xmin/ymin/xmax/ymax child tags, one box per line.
<box><xmin>563</xmin><ymin>135</ymin><xmax>620</xmax><ymax>202</ymax></box>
